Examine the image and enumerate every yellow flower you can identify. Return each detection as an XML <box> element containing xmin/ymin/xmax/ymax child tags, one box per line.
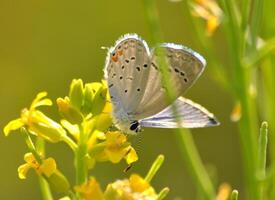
<box><xmin>216</xmin><ymin>183</ymin><xmax>232</xmax><ymax>200</ymax></box>
<box><xmin>18</xmin><ymin>152</ymin><xmax>56</xmax><ymax>179</ymax></box>
<box><xmin>104</xmin><ymin>174</ymin><xmax>157</xmax><ymax>200</ymax></box>
<box><xmin>4</xmin><ymin>92</ymin><xmax>66</xmax><ymax>143</ymax></box>
<box><xmin>230</xmin><ymin>101</ymin><xmax>241</xmax><ymax>122</ymax></box>
<box><xmin>91</xmin><ymin>131</ymin><xmax>138</xmax><ymax>165</ymax></box>
<box><xmin>75</xmin><ymin>177</ymin><xmax>104</xmax><ymax>200</ymax></box>
<box><xmin>104</xmin><ymin>155</ymin><xmax>168</xmax><ymax>200</ymax></box>
<box><xmin>18</xmin><ymin>152</ymin><xmax>70</xmax><ymax>193</ymax></box>
<box><xmin>191</xmin><ymin>0</ymin><xmax>223</xmax><ymax>36</ymax></box>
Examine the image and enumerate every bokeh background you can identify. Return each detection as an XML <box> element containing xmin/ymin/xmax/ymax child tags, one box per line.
<box><xmin>0</xmin><ymin>1</ymin><xmax>241</xmax><ymax>199</ymax></box>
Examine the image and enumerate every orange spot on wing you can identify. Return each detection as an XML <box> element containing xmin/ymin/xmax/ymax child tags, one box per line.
<box><xmin>118</xmin><ymin>49</ymin><xmax>123</xmax><ymax>56</ymax></box>
<box><xmin>112</xmin><ymin>53</ymin><xmax>118</xmax><ymax>62</ymax></box>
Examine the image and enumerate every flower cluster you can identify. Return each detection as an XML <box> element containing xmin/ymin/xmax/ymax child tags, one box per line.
<box><xmin>3</xmin><ymin>79</ymin><xmax>166</xmax><ymax>199</ymax></box>
<box><xmin>74</xmin><ymin>155</ymin><xmax>169</xmax><ymax>200</ymax></box>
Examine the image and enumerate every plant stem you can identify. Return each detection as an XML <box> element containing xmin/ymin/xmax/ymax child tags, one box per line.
<box><xmin>21</xmin><ymin>128</ymin><xmax>42</xmax><ymax>164</ymax></box>
<box><xmin>156</xmin><ymin>187</ymin><xmax>170</xmax><ymax>200</ymax></box>
<box><xmin>243</xmin><ymin>37</ymin><xmax>275</xmax><ymax>67</ymax></box>
<box><xmin>145</xmin><ymin>155</ymin><xmax>164</xmax><ymax>183</ymax></box>
<box><xmin>258</xmin><ymin>122</ymin><xmax>268</xmax><ymax>177</ymax></box>
<box><xmin>22</xmin><ymin>128</ymin><xmax>54</xmax><ymax>200</ymax></box>
<box><xmin>250</xmin><ymin>0</ymin><xmax>264</xmax><ymax>51</ymax></box>
<box><xmin>183</xmin><ymin>0</ymin><xmax>230</xmax><ymax>92</ymax></box>
<box><xmin>75</xmin><ymin>125</ymin><xmax>87</xmax><ymax>196</ymax></box>
<box><xmin>230</xmin><ymin>190</ymin><xmax>239</xmax><ymax>200</ymax></box>
<box><xmin>38</xmin><ymin>176</ymin><xmax>54</xmax><ymax>200</ymax></box>
<box><xmin>220</xmin><ymin>0</ymin><xmax>259</xmax><ymax>199</ymax></box>
<box><xmin>142</xmin><ymin>0</ymin><xmax>215</xmax><ymax>199</ymax></box>
<box><xmin>258</xmin><ymin>122</ymin><xmax>268</xmax><ymax>199</ymax></box>
<box><xmin>36</xmin><ymin>138</ymin><xmax>54</xmax><ymax>200</ymax></box>
<box><xmin>175</xmin><ymin>130</ymin><xmax>215</xmax><ymax>199</ymax></box>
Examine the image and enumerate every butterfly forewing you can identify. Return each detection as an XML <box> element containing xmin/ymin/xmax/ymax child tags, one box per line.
<box><xmin>133</xmin><ymin>43</ymin><xmax>206</xmax><ymax>119</ymax></box>
<box><xmin>105</xmin><ymin>34</ymin><xmax>150</xmax><ymax>115</ymax></box>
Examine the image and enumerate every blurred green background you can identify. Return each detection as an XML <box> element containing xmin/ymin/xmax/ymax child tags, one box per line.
<box><xmin>0</xmin><ymin>1</ymin><xmax>241</xmax><ymax>199</ymax></box>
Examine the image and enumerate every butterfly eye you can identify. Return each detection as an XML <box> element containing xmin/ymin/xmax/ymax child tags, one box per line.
<box><xmin>129</xmin><ymin>121</ymin><xmax>139</xmax><ymax>131</ymax></box>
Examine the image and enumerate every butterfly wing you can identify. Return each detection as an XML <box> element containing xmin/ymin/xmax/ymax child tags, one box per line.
<box><xmin>132</xmin><ymin>43</ymin><xmax>206</xmax><ymax>119</ymax></box>
<box><xmin>104</xmin><ymin>34</ymin><xmax>151</xmax><ymax>117</ymax></box>
<box><xmin>140</xmin><ymin>97</ymin><xmax>219</xmax><ymax>128</ymax></box>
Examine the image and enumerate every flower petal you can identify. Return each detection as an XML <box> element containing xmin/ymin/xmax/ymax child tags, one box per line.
<box><xmin>40</xmin><ymin>157</ymin><xmax>57</xmax><ymax>177</ymax></box>
<box><xmin>61</xmin><ymin>119</ymin><xmax>79</xmax><ymax>139</ymax></box>
<box><xmin>30</xmin><ymin>92</ymin><xmax>48</xmax><ymax>108</ymax></box>
<box><xmin>18</xmin><ymin>163</ymin><xmax>32</xmax><ymax>179</ymax></box>
<box><xmin>3</xmin><ymin>118</ymin><xmax>24</xmax><ymax>136</ymax></box>
<box><xmin>32</xmin><ymin>98</ymin><xmax>53</xmax><ymax>108</ymax></box>
<box><xmin>129</xmin><ymin>174</ymin><xmax>151</xmax><ymax>193</ymax></box>
<box><xmin>75</xmin><ymin>177</ymin><xmax>104</xmax><ymax>200</ymax></box>
<box><xmin>125</xmin><ymin>147</ymin><xmax>138</xmax><ymax>165</ymax></box>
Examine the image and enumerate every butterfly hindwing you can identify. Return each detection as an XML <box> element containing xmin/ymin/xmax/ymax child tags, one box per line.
<box><xmin>140</xmin><ymin>97</ymin><xmax>219</xmax><ymax>128</ymax></box>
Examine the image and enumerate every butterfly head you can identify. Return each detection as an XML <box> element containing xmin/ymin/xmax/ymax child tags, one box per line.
<box><xmin>113</xmin><ymin>119</ymin><xmax>142</xmax><ymax>135</ymax></box>
<box><xmin>129</xmin><ymin>120</ymin><xmax>141</xmax><ymax>133</ymax></box>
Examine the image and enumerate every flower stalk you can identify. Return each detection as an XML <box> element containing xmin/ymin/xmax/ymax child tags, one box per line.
<box><xmin>145</xmin><ymin>155</ymin><xmax>164</xmax><ymax>183</ymax></box>
<box><xmin>75</xmin><ymin>125</ymin><xmax>88</xmax><ymax>186</ymax></box>
<box><xmin>230</xmin><ymin>190</ymin><xmax>238</xmax><ymax>200</ymax></box>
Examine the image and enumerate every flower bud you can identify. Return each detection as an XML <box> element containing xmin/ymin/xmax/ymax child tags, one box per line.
<box><xmin>69</xmin><ymin>79</ymin><xmax>84</xmax><ymax>110</ymax></box>
<box><xmin>57</xmin><ymin>97</ymin><xmax>83</xmax><ymax>124</ymax></box>
<box><xmin>47</xmin><ymin>170</ymin><xmax>70</xmax><ymax>194</ymax></box>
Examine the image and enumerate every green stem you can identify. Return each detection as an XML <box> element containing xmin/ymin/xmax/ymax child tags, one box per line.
<box><xmin>258</xmin><ymin>122</ymin><xmax>268</xmax><ymax>178</ymax></box>
<box><xmin>21</xmin><ymin>128</ymin><xmax>42</xmax><ymax>164</ymax></box>
<box><xmin>220</xmin><ymin>0</ymin><xmax>259</xmax><ymax>199</ymax></box>
<box><xmin>75</xmin><ymin>125</ymin><xmax>88</xmax><ymax>191</ymax></box>
<box><xmin>250</xmin><ymin>0</ymin><xmax>264</xmax><ymax>51</ymax></box>
<box><xmin>156</xmin><ymin>187</ymin><xmax>170</xmax><ymax>200</ymax></box>
<box><xmin>21</xmin><ymin>128</ymin><xmax>54</xmax><ymax>200</ymax></box>
<box><xmin>145</xmin><ymin>155</ymin><xmax>164</xmax><ymax>183</ymax></box>
<box><xmin>243</xmin><ymin>37</ymin><xmax>275</xmax><ymax>67</ymax></box>
<box><xmin>142</xmin><ymin>0</ymin><xmax>215</xmax><ymax>199</ymax></box>
<box><xmin>258</xmin><ymin>122</ymin><xmax>268</xmax><ymax>199</ymax></box>
<box><xmin>230</xmin><ymin>190</ymin><xmax>239</xmax><ymax>200</ymax></box>
<box><xmin>38</xmin><ymin>176</ymin><xmax>54</xmax><ymax>200</ymax></box>
<box><xmin>36</xmin><ymin>138</ymin><xmax>54</xmax><ymax>200</ymax></box>
<box><xmin>182</xmin><ymin>0</ymin><xmax>230</xmax><ymax>92</ymax></box>
<box><xmin>175</xmin><ymin>130</ymin><xmax>215</xmax><ymax>199</ymax></box>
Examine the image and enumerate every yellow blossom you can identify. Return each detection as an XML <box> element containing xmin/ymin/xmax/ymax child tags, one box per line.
<box><xmin>191</xmin><ymin>0</ymin><xmax>223</xmax><ymax>36</ymax></box>
<box><xmin>18</xmin><ymin>152</ymin><xmax>56</xmax><ymax>179</ymax></box>
<box><xmin>230</xmin><ymin>102</ymin><xmax>241</xmax><ymax>122</ymax></box>
<box><xmin>75</xmin><ymin>177</ymin><xmax>104</xmax><ymax>200</ymax></box>
<box><xmin>4</xmin><ymin>92</ymin><xmax>66</xmax><ymax>143</ymax></box>
<box><xmin>104</xmin><ymin>174</ymin><xmax>157</xmax><ymax>200</ymax></box>
<box><xmin>58</xmin><ymin>79</ymin><xmax>112</xmax><ymax>140</ymax></box>
<box><xmin>91</xmin><ymin>131</ymin><xmax>138</xmax><ymax>165</ymax></box>
<box><xmin>18</xmin><ymin>152</ymin><xmax>70</xmax><ymax>193</ymax></box>
<box><xmin>216</xmin><ymin>183</ymin><xmax>232</xmax><ymax>200</ymax></box>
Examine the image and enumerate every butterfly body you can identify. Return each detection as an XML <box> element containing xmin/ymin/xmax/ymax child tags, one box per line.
<box><xmin>111</xmin><ymin>98</ymin><xmax>141</xmax><ymax>134</ymax></box>
<box><xmin>104</xmin><ymin>34</ymin><xmax>219</xmax><ymax>134</ymax></box>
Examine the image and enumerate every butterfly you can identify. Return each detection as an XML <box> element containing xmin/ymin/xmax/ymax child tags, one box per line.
<box><xmin>104</xmin><ymin>34</ymin><xmax>219</xmax><ymax>134</ymax></box>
